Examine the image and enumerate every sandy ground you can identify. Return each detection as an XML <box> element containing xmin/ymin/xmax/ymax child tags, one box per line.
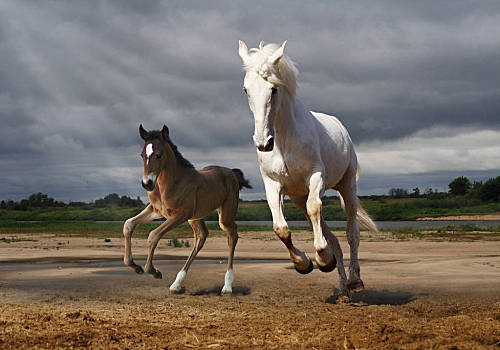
<box><xmin>417</xmin><ymin>213</ymin><xmax>500</xmax><ymax>221</ymax></box>
<box><xmin>1</xmin><ymin>231</ymin><xmax>499</xmax><ymax>349</ymax></box>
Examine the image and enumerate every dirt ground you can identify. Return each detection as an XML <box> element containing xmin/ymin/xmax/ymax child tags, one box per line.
<box><xmin>1</xmin><ymin>231</ymin><xmax>499</xmax><ymax>349</ymax></box>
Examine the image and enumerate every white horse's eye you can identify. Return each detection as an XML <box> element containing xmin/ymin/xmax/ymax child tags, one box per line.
<box><xmin>243</xmin><ymin>87</ymin><xmax>248</xmax><ymax>94</ymax></box>
<box><xmin>271</xmin><ymin>86</ymin><xmax>278</xmax><ymax>95</ymax></box>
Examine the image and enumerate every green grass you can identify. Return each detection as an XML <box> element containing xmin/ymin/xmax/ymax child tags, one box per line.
<box><xmin>0</xmin><ymin>196</ymin><xmax>499</xmax><ymax>226</ymax></box>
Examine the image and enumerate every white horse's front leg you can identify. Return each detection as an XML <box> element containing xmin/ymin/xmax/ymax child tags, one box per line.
<box><xmin>264</xmin><ymin>177</ymin><xmax>313</xmax><ymax>274</ymax></box>
<box><xmin>307</xmin><ymin>171</ymin><xmax>349</xmax><ymax>295</ymax></box>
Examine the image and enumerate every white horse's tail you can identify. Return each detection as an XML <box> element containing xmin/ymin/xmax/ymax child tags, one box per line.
<box><xmin>339</xmin><ymin>164</ymin><xmax>379</xmax><ymax>233</ymax></box>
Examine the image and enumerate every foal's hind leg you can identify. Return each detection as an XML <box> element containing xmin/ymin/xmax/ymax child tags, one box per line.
<box><xmin>264</xmin><ymin>178</ymin><xmax>313</xmax><ymax>274</ymax></box>
<box><xmin>337</xmin><ymin>166</ymin><xmax>364</xmax><ymax>293</ymax></box>
<box><xmin>123</xmin><ymin>204</ymin><xmax>161</xmax><ymax>274</ymax></box>
<box><xmin>169</xmin><ymin>219</ymin><xmax>208</xmax><ymax>293</ymax></box>
<box><xmin>218</xmin><ymin>196</ymin><xmax>239</xmax><ymax>294</ymax></box>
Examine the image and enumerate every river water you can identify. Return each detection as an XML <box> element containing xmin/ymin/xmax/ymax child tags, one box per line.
<box><xmin>95</xmin><ymin>220</ymin><xmax>500</xmax><ymax>229</ymax></box>
<box><xmin>209</xmin><ymin>220</ymin><xmax>500</xmax><ymax>229</ymax></box>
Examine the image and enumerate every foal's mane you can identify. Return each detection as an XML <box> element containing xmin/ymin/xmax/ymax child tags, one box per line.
<box><xmin>144</xmin><ymin>130</ymin><xmax>194</xmax><ymax>169</ymax></box>
<box><xmin>244</xmin><ymin>42</ymin><xmax>299</xmax><ymax>98</ymax></box>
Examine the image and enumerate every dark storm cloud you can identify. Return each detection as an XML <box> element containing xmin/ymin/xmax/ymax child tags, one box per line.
<box><xmin>1</xmin><ymin>0</ymin><xmax>499</xmax><ymax>201</ymax></box>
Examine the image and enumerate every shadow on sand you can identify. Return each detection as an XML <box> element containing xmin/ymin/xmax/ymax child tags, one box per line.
<box><xmin>191</xmin><ymin>285</ymin><xmax>251</xmax><ymax>296</ymax></box>
<box><xmin>326</xmin><ymin>289</ymin><xmax>417</xmax><ymax>306</ymax></box>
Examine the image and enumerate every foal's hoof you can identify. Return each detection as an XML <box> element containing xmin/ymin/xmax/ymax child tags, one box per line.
<box><xmin>221</xmin><ymin>286</ymin><xmax>232</xmax><ymax>294</ymax></box>
<box><xmin>169</xmin><ymin>286</ymin><xmax>185</xmax><ymax>294</ymax></box>
<box><xmin>126</xmin><ymin>262</ymin><xmax>144</xmax><ymax>274</ymax></box>
<box><xmin>152</xmin><ymin>270</ymin><xmax>162</xmax><ymax>279</ymax></box>
<box><xmin>347</xmin><ymin>279</ymin><xmax>364</xmax><ymax>293</ymax></box>
<box><xmin>317</xmin><ymin>256</ymin><xmax>337</xmax><ymax>273</ymax></box>
<box><xmin>133</xmin><ymin>265</ymin><xmax>144</xmax><ymax>274</ymax></box>
<box><xmin>146</xmin><ymin>268</ymin><xmax>162</xmax><ymax>279</ymax></box>
<box><xmin>294</xmin><ymin>259</ymin><xmax>314</xmax><ymax>275</ymax></box>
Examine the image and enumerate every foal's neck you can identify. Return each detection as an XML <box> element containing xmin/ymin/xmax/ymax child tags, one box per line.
<box><xmin>157</xmin><ymin>152</ymin><xmax>192</xmax><ymax>195</ymax></box>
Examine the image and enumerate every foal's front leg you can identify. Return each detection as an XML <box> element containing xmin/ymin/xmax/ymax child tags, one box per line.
<box><xmin>144</xmin><ymin>215</ymin><xmax>187</xmax><ymax>279</ymax></box>
<box><xmin>123</xmin><ymin>204</ymin><xmax>161</xmax><ymax>274</ymax></box>
<box><xmin>264</xmin><ymin>178</ymin><xmax>313</xmax><ymax>274</ymax></box>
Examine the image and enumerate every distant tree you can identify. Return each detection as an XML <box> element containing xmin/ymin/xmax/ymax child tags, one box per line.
<box><xmin>411</xmin><ymin>187</ymin><xmax>421</xmax><ymax>197</ymax></box>
<box><xmin>479</xmin><ymin>176</ymin><xmax>500</xmax><ymax>202</ymax></box>
<box><xmin>388</xmin><ymin>188</ymin><xmax>409</xmax><ymax>198</ymax></box>
<box><xmin>448</xmin><ymin>176</ymin><xmax>472</xmax><ymax>196</ymax></box>
<box><xmin>424</xmin><ymin>188</ymin><xmax>435</xmax><ymax>196</ymax></box>
<box><xmin>94</xmin><ymin>193</ymin><xmax>144</xmax><ymax>207</ymax></box>
<box><xmin>466</xmin><ymin>181</ymin><xmax>483</xmax><ymax>199</ymax></box>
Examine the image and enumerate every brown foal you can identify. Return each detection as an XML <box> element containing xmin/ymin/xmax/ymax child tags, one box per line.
<box><xmin>123</xmin><ymin>124</ymin><xmax>251</xmax><ymax>293</ymax></box>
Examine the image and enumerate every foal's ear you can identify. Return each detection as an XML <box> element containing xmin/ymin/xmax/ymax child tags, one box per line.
<box><xmin>238</xmin><ymin>40</ymin><xmax>250</xmax><ymax>64</ymax></box>
<box><xmin>268</xmin><ymin>40</ymin><xmax>287</xmax><ymax>65</ymax></box>
<box><xmin>161</xmin><ymin>125</ymin><xmax>169</xmax><ymax>140</ymax></box>
<box><xmin>139</xmin><ymin>124</ymin><xmax>148</xmax><ymax>140</ymax></box>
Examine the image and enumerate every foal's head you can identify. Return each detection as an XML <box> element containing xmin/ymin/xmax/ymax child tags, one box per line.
<box><xmin>138</xmin><ymin>124</ymin><xmax>193</xmax><ymax>191</ymax></box>
<box><xmin>238</xmin><ymin>40</ymin><xmax>298</xmax><ymax>152</ymax></box>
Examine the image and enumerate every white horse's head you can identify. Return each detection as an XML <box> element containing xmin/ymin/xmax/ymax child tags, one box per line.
<box><xmin>238</xmin><ymin>40</ymin><xmax>298</xmax><ymax>152</ymax></box>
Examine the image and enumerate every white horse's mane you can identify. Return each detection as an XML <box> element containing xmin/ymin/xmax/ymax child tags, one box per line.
<box><xmin>243</xmin><ymin>42</ymin><xmax>299</xmax><ymax>98</ymax></box>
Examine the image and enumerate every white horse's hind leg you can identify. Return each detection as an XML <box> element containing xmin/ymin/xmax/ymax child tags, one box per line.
<box><xmin>264</xmin><ymin>178</ymin><xmax>313</xmax><ymax>274</ymax></box>
<box><xmin>169</xmin><ymin>219</ymin><xmax>208</xmax><ymax>292</ymax></box>
<box><xmin>337</xmin><ymin>167</ymin><xmax>364</xmax><ymax>293</ymax></box>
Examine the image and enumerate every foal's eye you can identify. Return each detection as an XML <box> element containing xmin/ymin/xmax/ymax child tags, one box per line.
<box><xmin>243</xmin><ymin>87</ymin><xmax>247</xmax><ymax>94</ymax></box>
<box><xmin>271</xmin><ymin>86</ymin><xmax>278</xmax><ymax>95</ymax></box>
<box><xmin>156</xmin><ymin>153</ymin><xmax>162</xmax><ymax>159</ymax></box>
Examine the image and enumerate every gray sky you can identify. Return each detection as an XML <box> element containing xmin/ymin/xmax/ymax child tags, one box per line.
<box><xmin>1</xmin><ymin>0</ymin><xmax>500</xmax><ymax>202</ymax></box>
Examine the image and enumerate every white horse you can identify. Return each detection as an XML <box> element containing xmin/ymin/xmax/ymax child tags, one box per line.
<box><xmin>238</xmin><ymin>40</ymin><xmax>378</xmax><ymax>297</ymax></box>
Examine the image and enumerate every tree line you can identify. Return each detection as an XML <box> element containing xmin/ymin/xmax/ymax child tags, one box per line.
<box><xmin>387</xmin><ymin>175</ymin><xmax>500</xmax><ymax>202</ymax></box>
<box><xmin>0</xmin><ymin>192</ymin><xmax>144</xmax><ymax>210</ymax></box>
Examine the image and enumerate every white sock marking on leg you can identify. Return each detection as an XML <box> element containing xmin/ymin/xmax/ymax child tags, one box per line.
<box><xmin>169</xmin><ymin>270</ymin><xmax>187</xmax><ymax>291</ymax></box>
<box><xmin>221</xmin><ymin>268</ymin><xmax>233</xmax><ymax>293</ymax></box>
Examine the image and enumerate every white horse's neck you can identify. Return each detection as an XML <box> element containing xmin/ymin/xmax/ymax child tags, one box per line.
<box><xmin>274</xmin><ymin>93</ymin><xmax>300</xmax><ymax>150</ymax></box>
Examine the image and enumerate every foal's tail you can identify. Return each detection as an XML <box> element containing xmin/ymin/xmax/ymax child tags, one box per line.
<box><xmin>339</xmin><ymin>164</ymin><xmax>379</xmax><ymax>233</ymax></box>
<box><xmin>231</xmin><ymin>169</ymin><xmax>253</xmax><ymax>190</ymax></box>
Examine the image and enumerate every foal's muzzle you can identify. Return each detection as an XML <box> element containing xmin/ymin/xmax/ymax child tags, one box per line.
<box><xmin>141</xmin><ymin>174</ymin><xmax>157</xmax><ymax>192</ymax></box>
<box><xmin>141</xmin><ymin>179</ymin><xmax>155</xmax><ymax>191</ymax></box>
<box><xmin>256</xmin><ymin>136</ymin><xmax>274</xmax><ymax>152</ymax></box>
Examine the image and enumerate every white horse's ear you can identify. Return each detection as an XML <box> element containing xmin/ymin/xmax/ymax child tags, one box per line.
<box><xmin>268</xmin><ymin>40</ymin><xmax>287</xmax><ymax>65</ymax></box>
<box><xmin>259</xmin><ymin>40</ymin><xmax>265</xmax><ymax>49</ymax></box>
<box><xmin>238</xmin><ymin>40</ymin><xmax>250</xmax><ymax>64</ymax></box>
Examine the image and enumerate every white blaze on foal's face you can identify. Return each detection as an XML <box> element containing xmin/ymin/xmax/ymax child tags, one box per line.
<box><xmin>142</xmin><ymin>142</ymin><xmax>159</xmax><ymax>191</ymax></box>
<box><xmin>145</xmin><ymin>143</ymin><xmax>154</xmax><ymax>165</ymax></box>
